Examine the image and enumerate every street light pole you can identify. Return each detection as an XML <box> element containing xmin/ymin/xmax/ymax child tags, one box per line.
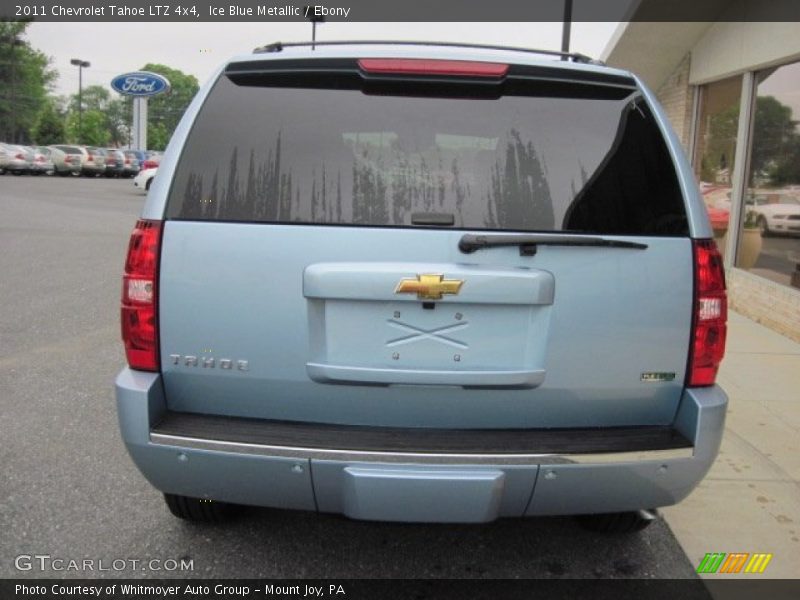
<box><xmin>304</xmin><ymin>6</ymin><xmax>325</xmax><ymax>50</ymax></box>
<box><xmin>561</xmin><ymin>0</ymin><xmax>573</xmax><ymax>60</ymax></box>
<box><xmin>70</xmin><ymin>58</ymin><xmax>91</xmax><ymax>143</ymax></box>
<box><xmin>2</xmin><ymin>34</ymin><xmax>24</xmax><ymax>142</ymax></box>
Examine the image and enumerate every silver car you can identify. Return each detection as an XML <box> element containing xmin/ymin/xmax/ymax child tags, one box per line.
<box><xmin>30</xmin><ymin>146</ymin><xmax>55</xmax><ymax>175</ymax></box>
<box><xmin>122</xmin><ymin>150</ymin><xmax>141</xmax><ymax>177</ymax></box>
<box><xmin>49</xmin><ymin>145</ymin><xmax>84</xmax><ymax>176</ymax></box>
<box><xmin>81</xmin><ymin>146</ymin><xmax>106</xmax><ymax>177</ymax></box>
<box><xmin>0</xmin><ymin>143</ymin><xmax>33</xmax><ymax>175</ymax></box>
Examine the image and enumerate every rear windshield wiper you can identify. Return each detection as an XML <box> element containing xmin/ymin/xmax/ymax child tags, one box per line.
<box><xmin>458</xmin><ymin>233</ymin><xmax>648</xmax><ymax>255</ymax></box>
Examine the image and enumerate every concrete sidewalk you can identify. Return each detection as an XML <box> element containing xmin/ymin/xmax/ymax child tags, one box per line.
<box><xmin>663</xmin><ymin>310</ymin><xmax>800</xmax><ymax>578</ymax></box>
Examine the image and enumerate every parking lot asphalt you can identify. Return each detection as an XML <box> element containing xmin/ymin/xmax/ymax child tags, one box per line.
<box><xmin>0</xmin><ymin>176</ymin><xmax>702</xmax><ymax>581</ymax></box>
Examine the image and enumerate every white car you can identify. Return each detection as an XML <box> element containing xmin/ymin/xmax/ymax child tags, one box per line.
<box><xmin>751</xmin><ymin>196</ymin><xmax>800</xmax><ymax>236</ymax></box>
<box><xmin>133</xmin><ymin>167</ymin><xmax>157</xmax><ymax>193</ymax></box>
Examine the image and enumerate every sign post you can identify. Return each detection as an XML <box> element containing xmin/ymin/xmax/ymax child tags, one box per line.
<box><xmin>132</xmin><ymin>97</ymin><xmax>148</xmax><ymax>151</ymax></box>
<box><xmin>111</xmin><ymin>71</ymin><xmax>171</xmax><ymax>152</ymax></box>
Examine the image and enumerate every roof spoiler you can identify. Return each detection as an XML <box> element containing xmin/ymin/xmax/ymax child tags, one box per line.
<box><xmin>252</xmin><ymin>40</ymin><xmax>604</xmax><ymax>65</ymax></box>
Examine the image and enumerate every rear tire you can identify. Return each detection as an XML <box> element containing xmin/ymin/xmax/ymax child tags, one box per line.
<box><xmin>577</xmin><ymin>509</ymin><xmax>658</xmax><ymax>533</ymax></box>
<box><xmin>757</xmin><ymin>216</ymin><xmax>771</xmax><ymax>237</ymax></box>
<box><xmin>163</xmin><ymin>493</ymin><xmax>240</xmax><ymax>522</ymax></box>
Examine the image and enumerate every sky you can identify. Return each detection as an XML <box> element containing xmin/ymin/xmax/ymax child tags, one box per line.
<box><xmin>24</xmin><ymin>22</ymin><xmax>620</xmax><ymax>98</ymax></box>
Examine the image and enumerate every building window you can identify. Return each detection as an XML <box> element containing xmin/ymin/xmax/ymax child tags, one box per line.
<box><xmin>736</xmin><ymin>61</ymin><xmax>800</xmax><ymax>289</ymax></box>
<box><xmin>694</xmin><ymin>76</ymin><xmax>743</xmax><ymax>186</ymax></box>
<box><xmin>693</xmin><ymin>76</ymin><xmax>743</xmax><ymax>240</ymax></box>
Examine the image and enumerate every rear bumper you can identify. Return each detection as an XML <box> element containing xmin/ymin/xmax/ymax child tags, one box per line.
<box><xmin>115</xmin><ymin>368</ymin><xmax>727</xmax><ymax>522</ymax></box>
<box><xmin>3</xmin><ymin>161</ymin><xmax>30</xmax><ymax>172</ymax></box>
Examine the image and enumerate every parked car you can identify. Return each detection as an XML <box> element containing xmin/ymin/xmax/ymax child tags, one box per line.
<box><xmin>750</xmin><ymin>195</ymin><xmax>800</xmax><ymax>236</ymax></box>
<box><xmin>30</xmin><ymin>146</ymin><xmax>55</xmax><ymax>175</ymax></box>
<box><xmin>706</xmin><ymin>206</ymin><xmax>730</xmax><ymax>233</ymax></box>
<box><xmin>129</xmin><ymin>150</ymin><xmax>146</xmax><ymax>167</ymax></box>
<box><xmin>132</xmin><ymin>167</ymin><xmax>157</xmax><ymax>193</ymax></box>
<box><xmin>103</xmin><ymin>149</ymin><xmax>126</xmax><ymax>178</ymax></box>
<box><xmin>49</xmin><ymin>145</ymin><xmax>84</xmax><ymax>176</ymax></box>
<box><xmin>122</xmin><ymin>150</ymin><xmax>141</xmax><ymax>177</ymax></box>
<box><xmin>141</xmin><ymin>154</ymin><xmax>162</xmax><ymax>171</ymax></box>
<box><xmin>116</xmin><ymin>42</ymin><xmax>728</xmax><ymax>531</ymax></box>
<box><xmin>0</xmin><ymin>143</ymin><xmax>14</xmax><ymax>174</ymax></box>
<box><xmin>81</xmin><ymin>146</ymin><xmax>106</xmax><ymax>177</ymax></box>
<box><xmin>0</xmin><ymin>143</ymin><xmax>33</xmax><ymax>174</ymax></box>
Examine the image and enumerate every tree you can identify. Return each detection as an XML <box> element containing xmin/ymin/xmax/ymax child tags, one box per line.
<box><xmin>106</xmin><ymin>97</ymin><xmax>132</xmax><ymax>147</ymax></box>
<box><xmin>64</xmin><ymin>84</ymin><xmax>131</xmax><ymax>146</ymax></box>
<box><xmin>0</xmin><ymin>21</ymin><xmax>56</xmax><ymax>143</ymax></box>
<box><xmin>147</xmin><ymin>121</ymin><xmax>171</xmax><ymax>151</ymax></box>
<box><xmin>65</xmin><ymin>109</ymin><xmax>110</xmax><ymax>146</ymax></box>
<box><xmin>67</xmin><ymin>84</ymin><xmax>110</xmax><ymax>113</ymax></box>
<box><xmin>702</xmin><ymin>102</ymin><xmax>739</xmax><ymax>182</ymax></box>
<box><xmin>703</xmin><ymin>94</ymin><xmax>800</xmax><ymax>187</ymax></box>
<box><xmin>749</xmin><ymin>95</ymin><xmax>800</xmax><ymax>186</ymax></box>
<box><xmin>31</xmin><ymin>97</ymin><xmax>65</xmax><ymax>144</ymax></box>
<box><xmin>139</xmin><ymin>63</ymin><xmax>199</xmax><ymax>150</ymax></box>
<box><xmin>766</xmin><ymin>135</ymin><xmax>800</xmax><ymax>185</ymax></box>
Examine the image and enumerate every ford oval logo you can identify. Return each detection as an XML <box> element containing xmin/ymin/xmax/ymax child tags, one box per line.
<box><xmin>111</xmin><ymin>72</ymin><xmax>171</xmax><ymax>97</ymax></box>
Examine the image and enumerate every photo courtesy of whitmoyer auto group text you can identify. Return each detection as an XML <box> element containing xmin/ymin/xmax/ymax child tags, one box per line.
<box><xmin>1</xmin><ymin>0</ymin><xmax>799</xmax><ymax>598</ymax></box>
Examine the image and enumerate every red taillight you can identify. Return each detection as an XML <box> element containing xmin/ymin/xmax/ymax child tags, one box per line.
<box><xmin>358</xmin><ymin>58</ymin><xmax>509</xmax><ymax>78</ymax></box>
<box><xmin>15</xmin><ymin>153</ymin><xmax>24</xmax><ymax>160</ymax></box>
<box><xmin>688</xmin><ymin>239</ymin><xmax>727</xmax><ymax>386</ymax></box>
<box><xmin>121</xmin><ymin>220</ymin><xmax>162</xmax><ymax>371</ymax></box>
<box><xmin>143</xmin><ymin>159</ymin><xmax>159</xmax><ymax>170</ymax></box>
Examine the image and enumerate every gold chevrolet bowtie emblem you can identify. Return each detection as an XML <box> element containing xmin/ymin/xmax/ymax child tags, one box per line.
<box><xmin>395</xmin><ymin>274</ymin><xmax>464</xmax><ymax>301</ymax></box>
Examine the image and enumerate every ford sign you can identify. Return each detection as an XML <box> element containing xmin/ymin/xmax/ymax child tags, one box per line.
<box><xmin>111</xmin><ymin>72</ymin><xmax>171</xmax><ymax>97</ymax></box>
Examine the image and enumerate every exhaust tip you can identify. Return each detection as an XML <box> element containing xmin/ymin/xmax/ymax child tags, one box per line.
<box><xmin>637</xmin><ymin>508</ymin><xmax>659</xmax><ymax>522</ymax></box>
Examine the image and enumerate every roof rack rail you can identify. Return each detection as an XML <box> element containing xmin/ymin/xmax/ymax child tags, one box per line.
<box><xmin>252</xmin><ymin>40</ymin><xmax>603</xmax><ymax>65</ymax></box>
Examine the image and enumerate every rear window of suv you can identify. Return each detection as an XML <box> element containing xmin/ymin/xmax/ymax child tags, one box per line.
<box><xmin>166</xmin><ymin>63</ymin><xmax>688</xmax><ymax>236</ymax></box>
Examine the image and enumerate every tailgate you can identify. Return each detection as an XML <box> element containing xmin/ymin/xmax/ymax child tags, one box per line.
<box><xmin>159</xmin><ymin>223</ymin><xmax>692</xmax><ymax>428</ymax></box>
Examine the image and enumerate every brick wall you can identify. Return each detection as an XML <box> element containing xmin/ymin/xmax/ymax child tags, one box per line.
<box><xmin>728</xmin><ymin>268</ymin><xmax>800</xmax><ymax>343</ymax></box>
<box><xmin>656</xmin><ymin>53</ymin><xmax>694</xmax><ymax>152</ymax></box>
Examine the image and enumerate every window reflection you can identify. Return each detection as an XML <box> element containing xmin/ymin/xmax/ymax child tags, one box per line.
<box><xmin>693</xmin><ymin>76</ymin><xmax>743</xmax><ymax>250</ymax></box>
<box><xmin>737</xmin><ymin>61</ymin><xmax>800</xmax><ymax>288</ymax></box>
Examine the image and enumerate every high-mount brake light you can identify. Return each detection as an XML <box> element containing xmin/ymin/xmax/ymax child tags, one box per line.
<box><xmin>357</xmin><ymin>58</ymin><xmax>509</xmax><ymax>78</ymax></box>
<box><xmin>688</xmin><ymin>239</ymin><xmax>727</xmax><ymax>386</ymax></box>
<box><xmin>121</xmin><ymin>220</ymin><xmax>162</xmax><ymax>371</ymax></box>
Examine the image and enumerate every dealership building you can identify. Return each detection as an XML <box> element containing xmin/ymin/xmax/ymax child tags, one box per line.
<box><xmin>603</xmin><ymin>0</ymin><xmax>800</xmax><ymax>341</ymax></box>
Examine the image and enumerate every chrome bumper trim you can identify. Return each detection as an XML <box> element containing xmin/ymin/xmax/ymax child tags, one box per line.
<box><xmin>149</xmin><ymin>432</ymin><xmax>694</xmax><ymax>465</ymax></box>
